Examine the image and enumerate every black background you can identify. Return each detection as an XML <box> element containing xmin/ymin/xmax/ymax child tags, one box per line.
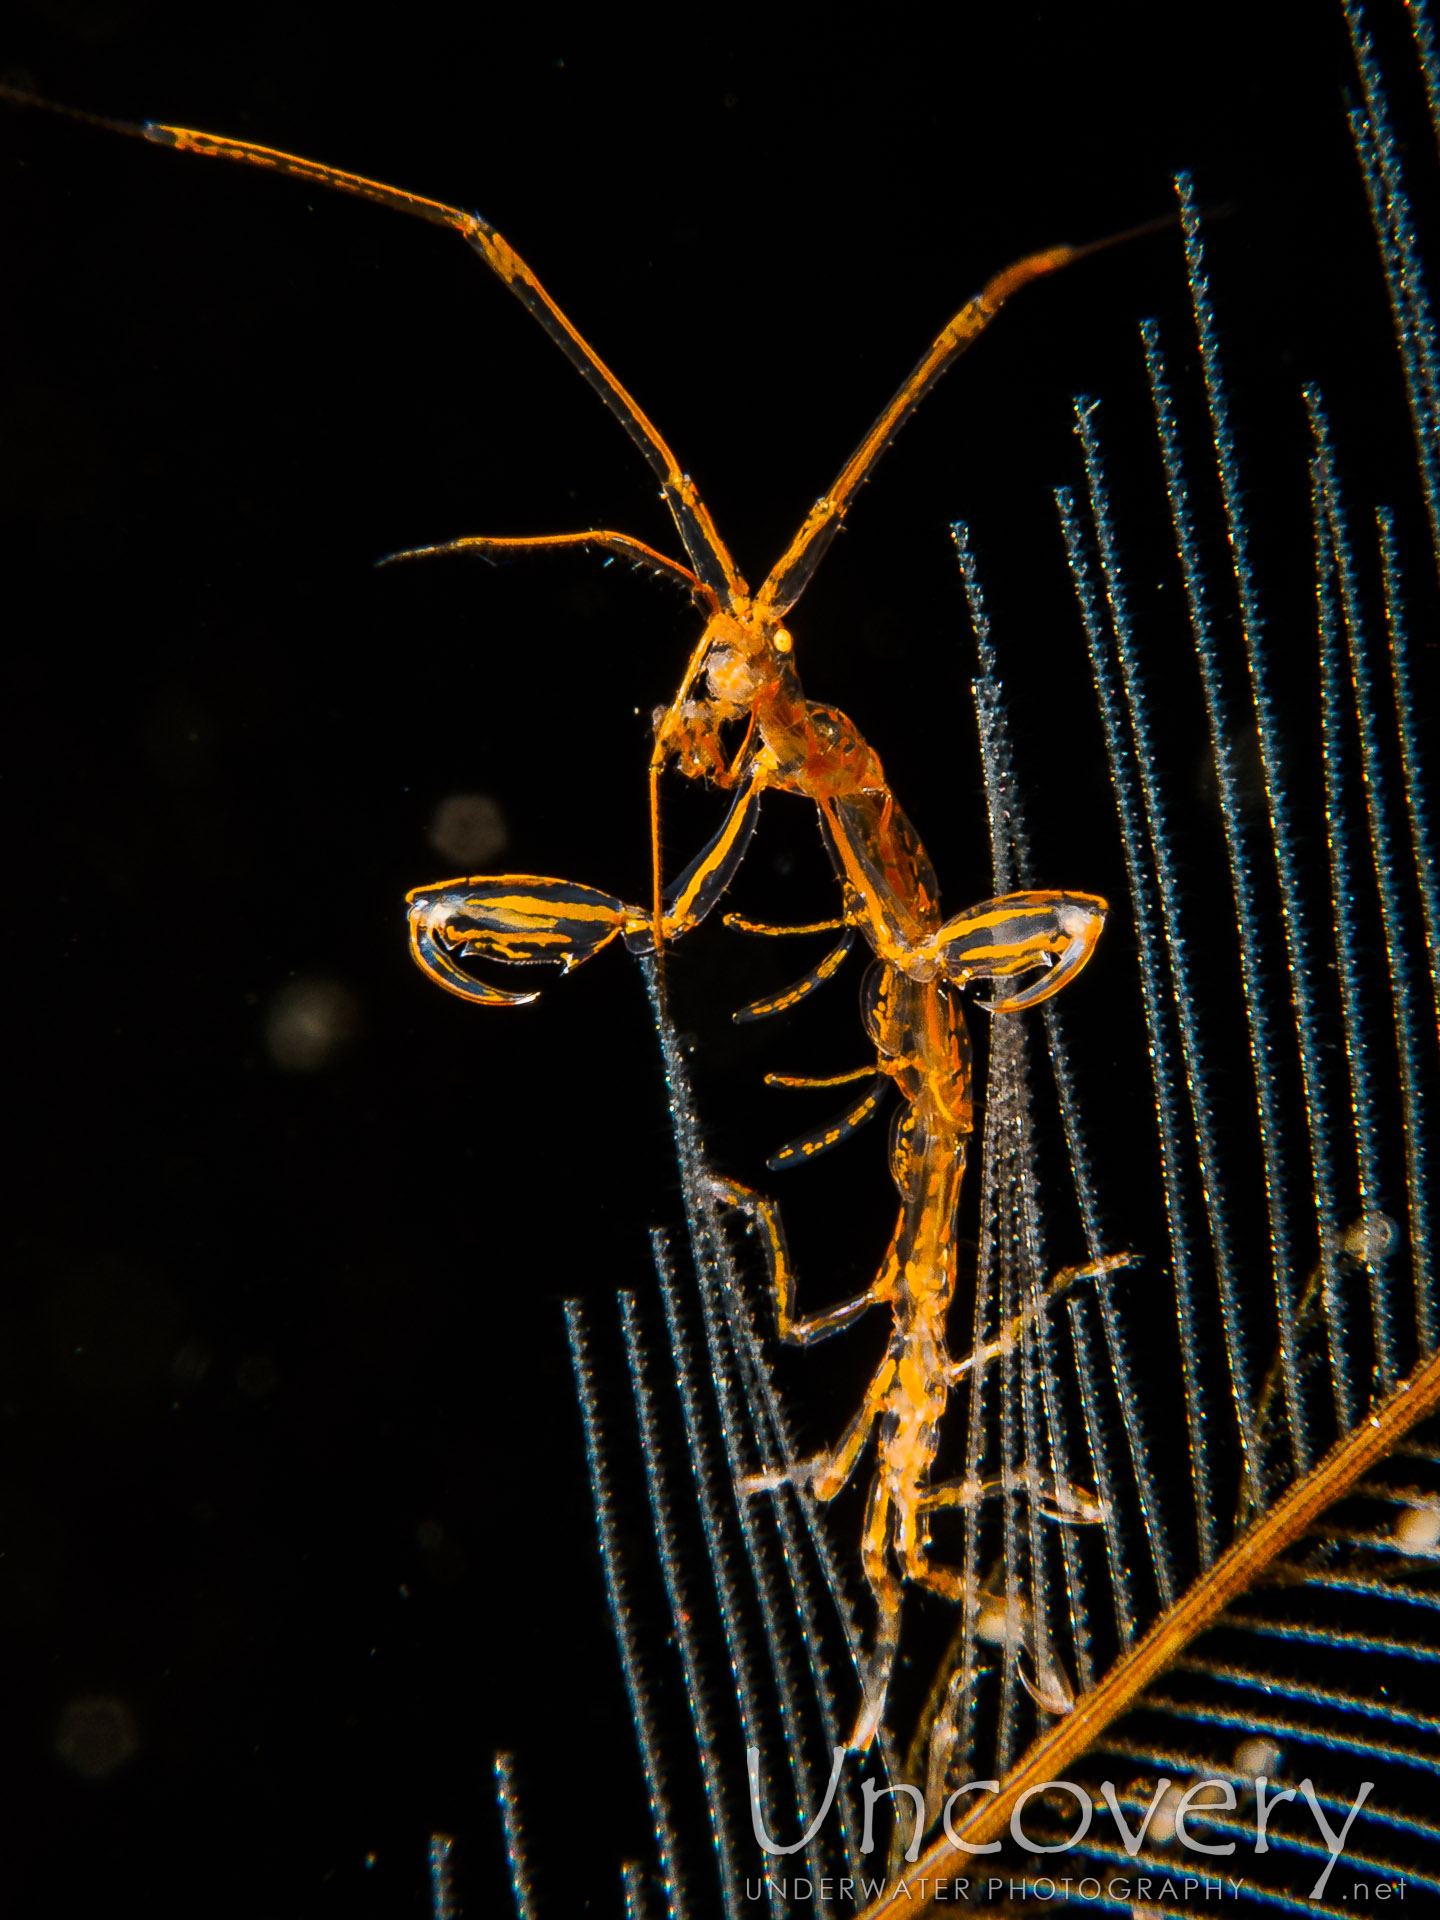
<box><xmin>2</xmin><ymin>3</ymin><xmax>1434</xmax><ymax>1915</ymax></box>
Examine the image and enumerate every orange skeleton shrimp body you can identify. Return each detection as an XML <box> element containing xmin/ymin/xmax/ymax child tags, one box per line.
<box><xmin>403</xmin><ymin>515</ymin><xmax>1108</xmax><ymax>1753</ymax></box>
<box><xmin>406</xmin><ymin>576</ymin><xmax>1106</xmax><ymax>1743</ymax></box>
<box><xmin>3</xmin><ymin>89</ymin><xmax>1114</xmax><ymax>1746</ymax></box>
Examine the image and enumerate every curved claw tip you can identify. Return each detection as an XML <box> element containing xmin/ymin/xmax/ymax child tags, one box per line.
<box><xmin>407</xmin><ymin>905</ymin><xmax>542</xmax><ymax>1007</ymax></box>
<box><xmin>848</xmin><ymin>1630</ymin><xmax>898</xmax><ymax>1751</ymax></box>
<box><xmin>1017</xmin><ymin>1652</ymin><xmax>1075</xmax><ymax>1716</ymax></box>
<box><xmin>848</xmin><ymin>1692</ymin><xmax>885</xmax><ymax>1754</ymax></box>
<box><xmin>988</xmin><ymin>899</ymin><xmax>1105</xmax><ymax>1013</ymax></box>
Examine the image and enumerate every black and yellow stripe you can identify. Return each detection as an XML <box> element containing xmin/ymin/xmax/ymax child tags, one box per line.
<box><xmin>767</xmin><ymin>1074</ymin><xmax>889</xmax><ymax>1173</ymax></box>
<box><xmin>733</xmin><ymin>927</ymin><xmax>855</xmax><ymax>1023</ymax></box>
<box><xmin>405</xmin><ymin>874</ymin><xmax>637</xmax><ymax>1003</ymax></box>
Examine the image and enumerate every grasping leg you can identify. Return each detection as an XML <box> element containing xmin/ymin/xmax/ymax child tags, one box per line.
<box><xmin>405</xmin><ymin>777</ymin><xmax>763</xmax><ymax>1003</ymax></box>
<box><xmin>709</xmin><ymin>1175</ymin><xmax>887</xmax><ymax>1347</ymax></box>
<box><xmin>852</xmin><ymin>1474</ymin><xmax>904</xmax><ymax>1751</ymax></box>
<box><xmin>944</xmin><ymin>1251</ymin><xmax>1135</xmax><ymax>1383</ymax></box>
<box><xmin>895</xmin><ymin>1487</ymin><xmax>971</xmax><ymax>1605</ymax></box>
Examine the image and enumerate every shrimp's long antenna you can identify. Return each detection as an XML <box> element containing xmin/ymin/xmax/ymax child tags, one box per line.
<box><xmin>0</xmin><ymin>81</ymin><xmax>748</xmax><ymax>610</ymax></box>
<box><xmin>757</xmin><ymin>211</ymin><xmax>1181</xmax><ymax>618</ymax></box>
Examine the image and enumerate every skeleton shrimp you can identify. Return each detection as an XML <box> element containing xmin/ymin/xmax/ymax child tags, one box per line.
<box><xmin>2</xmin><ymin>86</ymin><xmax>1122</xmax><ymax>1747</ymax></box>
<box><xmin>409</xmin><ymin>643</ymin><xmax>1108</xmax><ymax>1752</ymax></box>
<box><xmin>397</xmin><ymin>241</ymin><xmax>1115</xmax><ymax>1741</ymax></box>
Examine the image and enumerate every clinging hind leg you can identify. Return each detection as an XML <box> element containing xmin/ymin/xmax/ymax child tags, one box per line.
<box><xmin>851</xmin><ymin>1474</ymin><xmax>904</xmax><ymax>1752</ymax></box>
<box><xmin>708</xmin><ymin>1175</ymin><xmax>888</xmax><ymax>1348</ymax></box>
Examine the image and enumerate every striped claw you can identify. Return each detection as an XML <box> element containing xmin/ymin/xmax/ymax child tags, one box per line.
<box><xmin>405</xmin><ymin>874</ymin><xmax>636</xmax><ymax>1005</ymax></box>
<box><xmin>931</xmin><ymin>889</ymin><xmax>1108</xmax><ymax>1012</ymax></box>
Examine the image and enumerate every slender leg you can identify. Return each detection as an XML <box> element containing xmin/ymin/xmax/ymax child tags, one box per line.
<box><xmin>710</xmin><ymin>1175</ymin><xmax>885</xmax><ymax>1344</ymax></box>
<box><xmin>765</xmin><ymin>1074</ymin><xmax>890</xmax><ymax>1174</ymax></box>
<box><xmin>896</xmin><ymin>1495</ymin><xmax>970</xmax><ymax>1605</ymax></box>
<box><xmin>732</xmin><ymin>926</ymin><xmax>857</xmax><ymax>1023</ymax></box>
<box><xmin>850</xmin><ymin>1475</ymin><xmax>904</xmax><ymax>1751</ymax></box>
<box><xmin>741</xmin><ymin>1356</ymin><xmax>894</xmax><ymax>1501</ymax></box>
<box><xmin>765</xmin><ymin>1065</ymin><xmax>879</xmax><ymax>1089</ymax></box>
<box><xmin>643</xmin><ymin>775</ymin><xmax>763</xmax><ymax>950</ymax></box>
<box><xmin>810</xmin><ymin>1361</ymin><xmax>896</xmax><ymax>1499</ymax></box>
<box><xmin>944</xmin><ymin>1251</ymin><xmax>1134</xmax><ymax>1382</ymax></box>
<box><xmin>920</xmin><ymin>1473</ymin><xmax>1105</xmax><ymax>1526</ymax></box>
<box><xmin>724</xmin><ymin>914</ymin><xmax>850</xmax><ymax>936</ymax></box>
